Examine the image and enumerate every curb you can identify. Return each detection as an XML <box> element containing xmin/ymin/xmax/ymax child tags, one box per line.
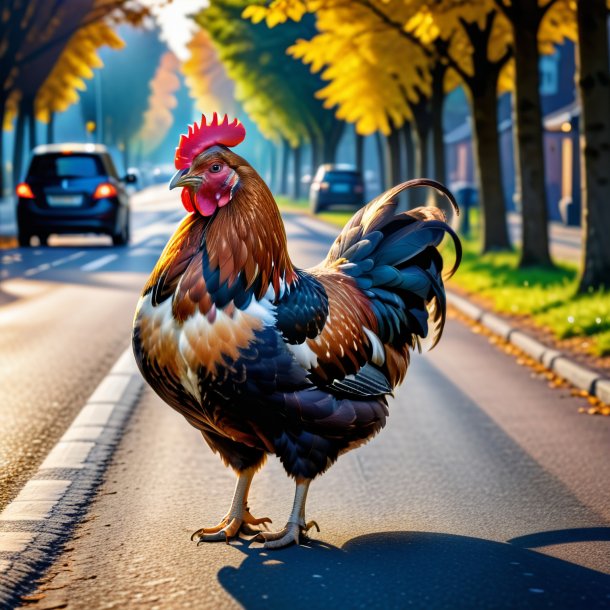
<box><xmin>448</xmin><ymin>291</ymin><xmax>610</xmax><ymax>405</ymax></box>
<box><xmin>0</xmin><ymin>347</ymin><xmax>144</xmax><ymax>608</ymax></box>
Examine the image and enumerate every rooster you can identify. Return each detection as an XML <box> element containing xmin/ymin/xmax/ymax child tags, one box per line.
<box><xmin>133</xmin><ymin>113</ymin><xmax>461</xmax><ymax>549</ymax></box>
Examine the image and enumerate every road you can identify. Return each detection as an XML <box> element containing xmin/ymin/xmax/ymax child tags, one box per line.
<box><xmin>1</xmin><ymin>187</ymin><xmax>609</xmax><ymax>609</ymax></box>
<box><xmin>0</xmin><ymin>187</ymin><xmax>183</xmax><ymax>510</ymax></box>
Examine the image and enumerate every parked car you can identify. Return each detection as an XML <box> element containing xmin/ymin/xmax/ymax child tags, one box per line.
<box><xmin>309</xmin><ymin>164</ymin><xmax>365</xmax><ymax>213</ymax></box>
<box><xmin>16</xmin><ymin>143</ymin><xmax>135</xmax><ymax>246</ymax></box>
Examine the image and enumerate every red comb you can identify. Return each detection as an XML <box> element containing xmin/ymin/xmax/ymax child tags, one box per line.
<box><xmin>174</xmin><ymin>113</ymin><xmax>246</xmax><ymax>169</ymax></box>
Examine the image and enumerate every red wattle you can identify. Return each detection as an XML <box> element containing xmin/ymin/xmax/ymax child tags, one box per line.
<box><xmin>181</xmin><ymin>188</ymin><xmax>194</xmax><ymax>213</ymax></box>
<box><xmin>195</xmin><ymin>192</ymin><xmax>218</xmax><ymax>216</ymax></box>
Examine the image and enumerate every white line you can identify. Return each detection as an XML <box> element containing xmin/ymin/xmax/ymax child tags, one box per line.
<box><xmin>129</xmin><ymin>247</ymin><xmax>153</xmax><ymax>256</ymax></box>
<box><xmin>80</xmin><ymin>254</ymin><xmax>118</xmax><ymax>272</ymax></box>
<box><xmin>0</xmin><ymin>346</ymin><xmax>144</xmax><ymax>603</ymax></box>
<box><xmin>50</xmin><ymin>251</ymin><xmax>86</xmax><ymax>267</ymax></box>
<box><xmin>22</xmin><ymin>251</ymin><xmax>87</xmax><ymax>277</ymax></box>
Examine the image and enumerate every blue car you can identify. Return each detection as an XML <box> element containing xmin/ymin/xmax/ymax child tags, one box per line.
<box><xmin>16</xmin><ymin>143</ymin><xmax>135</xmax><ymax>247</ymax></box>
<box><xmin>309</xmin><ymin>164</ymin><xmax>365</xmax><ymax>213</ymax></box>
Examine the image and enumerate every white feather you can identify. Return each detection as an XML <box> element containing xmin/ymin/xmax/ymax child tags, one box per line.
<box><xmin>363</xmin><ymin>326</ymin><xmax>385</xmax><ymax>365</ymax></box>
<box><xmin>287</xmin><ymin>341</ymin><xmax>318</xmax><ymax>369</ymax></box>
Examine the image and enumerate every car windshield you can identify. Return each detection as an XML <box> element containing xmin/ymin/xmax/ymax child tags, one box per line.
<box><xmin>29</xmin><ymin>154</ymin><xmax>104</xmax><ymax>178</ymax></box>
<box><xmin>324</xmin><ymin>171</ymin><xmax>361</xmax><ymax>181</ymax></box>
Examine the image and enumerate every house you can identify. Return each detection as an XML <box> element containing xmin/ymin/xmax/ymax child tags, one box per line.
<box><xmin>444</xmin><ymin>40</ymin><xmax>580</xmax><ymax>225</ymax></box>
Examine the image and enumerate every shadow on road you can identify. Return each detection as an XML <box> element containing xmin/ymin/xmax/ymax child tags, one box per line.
<box><xmin>218</xmin><ymin>529</ymin><xmax>610</xmax><ymax>609</ymax></box>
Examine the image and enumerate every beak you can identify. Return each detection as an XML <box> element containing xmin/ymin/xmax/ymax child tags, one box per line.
<box><xmin>169</xmin><ymin>168</ymin><xmax>203</xmax><ymax>190</ymax></box>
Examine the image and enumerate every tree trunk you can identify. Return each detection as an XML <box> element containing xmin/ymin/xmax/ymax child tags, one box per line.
<box><xmin>375</xmin><ymin>131</ymin><xmax>387</xmax><ymax>191</ymax></box>
<box><xmin>402</xmin><ymin>122</ymin><xmax>417</xmax><ymax>208</ymax></box>
<box><xmin>311</xmin><ymin>134</ymin><xmax>322</xmax><ymax>176</ymax></box>
<box><xmin>27</xmin><ymin>100</ymin><xmax>36</xmax><ymax>151</ymax></box>
<box><xmin>385</xmin><ymin>129</ymin><xmax>402</xmax><ymax>187</ymax></box>
<box><xmin>355</xmin><ymin>131</ymin><xmax>364</xmax><ymax>174</ymax></box>
<box><xmin>322</xmin><ymin>120</ymin><xmax>344</xmax><ymax>164</ymax></box>
<box><xmin>13</xmin><ymin>104</ymin><xmax>26</xmax><ymax>186</ymax></box>
<box><xmin>46</xmin><ymin>112</ymin><xmax>55</xmax><ymax>144</ymax></box>
<box><xmin>386</xmin><ymin>129</ymin><xmax>404</xmax><ymax>209</ymax></box>
<box><xmin>412</xmin><ymin>99</ymin><xmax>431</xmax><ymax>179</ymax></box>
<box><xmin>268</xmin><ymin>140</ymin><xmax>277</xmax><ymax>192</ymax></box>
<box><xmin>471</xmin><ymin>82</ymin><xmax>512</xmax><ymax>252</ymax></box>
<box><xmin>431</xmin><ymin>64</ymin><xmax>452</xmax><ymax>215</ymax></box>
<box><xmin>291</xmin><ymin>144</ymin><xmax>302</xmax><ymax>200</ymax></box>
<box><xmin>431</xmin><ymin>64</ymin><xmax>447</xmax><ymax>187</ymax></box>
<box><xmin>0</xmin><ymin>99</ymin><xmax>5</xmax><ymax>195</ymax></box>
<box><xmin>280</xmin><ymin>139</ymin><xmax>290</xmax><ymax>195</ymax></box>
<box><xmin>123</xmin><ymin>140</ymin><xmax>130</xmax><ymax>172</ymax></box>
<box><xmin>512</xmin><ymin>4</ymin><xmax>552</xmax><ymax>267</ymax></box>
<box><xmin>576</xmin><ymin>0</ymin><xmax>610</xmax><ymax>291</ymax></box>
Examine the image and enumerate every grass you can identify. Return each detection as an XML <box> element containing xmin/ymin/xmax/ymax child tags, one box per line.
<box><xmin>445</xmin><ymin>226</ymin><xmax>610</xmax><ymax>358</ymax></box>
<box><xmin>275</xmin><ymin>196</ymin><xmax>610</xmax><ymax>358</ymax></box>
<box><xmin>274</xmin><ymin>195</ymin><xmax>354</xmax><ymax>228</ymax></box>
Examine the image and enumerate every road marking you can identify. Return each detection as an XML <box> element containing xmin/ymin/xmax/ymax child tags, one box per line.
<box><xmin>39</xmin><ymin>441</ymin><xmax>95</xmax><ymax>470</ymax></box>
<box><xmin>0</xmin><ymin>500</ymin><xmax>58</xmax><ymax>521</ymax></box>
<box><xmin>87</xmin><ymin>374</ymin><xmax>132</xmax><ymax>403</ymax></box>
<box><xmin>71</xmin><ymin>404</ymin><xmax>115</xmax><ymax>428</ymax></box>
<box><xmin>24</xmin><ymin>264</ymin><xmax>50</xmax><ymax>277</ymax></box>
<box><xmin>50</xmin><ymin>251</ymin><xmax>86</xmax><ymax>267</ymax></box>
<box><xmin>0</xmin><ymin>533</ymin><xmax>37</xmax><ymax>553</ymax></box>
<box><xmin>128</xmin><ymin>247</ymin><xmax>152</xmax><ymax>256</ymax></box>
<box><xmin>11</xmin><ymin>480</ymin><xmax>72</xmax><ymax>503</ymax></box>
<box><xmin>0</xmin><ymin>346</ymin><xmax>144</xmax><ymax>606</ymax></box>
<box><xmin>22</xmin><ymin>251</ymin><xmax>86</xmax><ymax>277</ymax></box>
<box><xmin>80</xmin><ymin>254</ymin><xmax>118</xmax><ymax>272</ymax></box>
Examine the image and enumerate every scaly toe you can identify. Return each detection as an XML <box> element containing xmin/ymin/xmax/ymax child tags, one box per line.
<box><xmin>241</xmin><ymin>522</ymin><xmax>269</xmax><ymax>536</ymax></box>
<box><xmin>253</xmin><ymin>520</ymin><xmax>319</xmax><ymax>550</ymax></box>
<box><xmin>243</xmin><ymin>509</ymin><xmax>272</xmax><ymax>528</ymax></box>
<box><xmin>192</xmin><ymin>517</ymin><xmax>241</xmax><ymax>544</ymax></box>
<box><xmin>191</xmin><ymin>520</ymin><xmax>228</xmax><ymax>541</ymax></box>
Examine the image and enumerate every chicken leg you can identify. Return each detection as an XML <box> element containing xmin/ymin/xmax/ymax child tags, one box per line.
<box><xmin>254</xmin><ymin>479</ymin><xmax>319</xmax><ymax>549</ymax></box>
<box><xmin>192</xmin><ymin>466</ymin><xmax>271</xmax><ymax>543</ymax></box>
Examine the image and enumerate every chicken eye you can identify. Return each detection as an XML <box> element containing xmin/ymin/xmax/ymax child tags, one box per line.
<box><xmin>210</xmin><ymin>163</ymin><xmax>222</xmax><ymax>173</ymax></box>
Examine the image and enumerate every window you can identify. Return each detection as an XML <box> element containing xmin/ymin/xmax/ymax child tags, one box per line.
<box><xmin>29</xmin><ymin>154</ymin><xmax>104</xmax><ymax>178</ymax></box>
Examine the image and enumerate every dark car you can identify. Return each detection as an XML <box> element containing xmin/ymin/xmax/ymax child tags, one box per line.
<box><xmin>309</xmin><ymin>164</ymin><xmax>365</xmax><ymax>213</ymax></box>
<box><xmin>16</xmin><ymin>143</ymin><xmax>134</xmax><ymax>246</ymax></box>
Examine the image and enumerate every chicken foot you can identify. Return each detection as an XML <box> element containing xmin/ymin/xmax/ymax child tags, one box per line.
<box><xmin>192</xmin><ymin>466</ymin><xmax>271</xmax><ymax>544</ymax></box>
<box><xmin>254</xmin><ymin>479</ymin><xmax>319</xmax><ymax>550</ymax></box>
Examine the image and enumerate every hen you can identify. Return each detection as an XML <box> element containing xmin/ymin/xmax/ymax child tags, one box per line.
<box><xmin>132</xmin><ymin>114</ymin><xmax>461</xmax><ymax>549</ymax></box>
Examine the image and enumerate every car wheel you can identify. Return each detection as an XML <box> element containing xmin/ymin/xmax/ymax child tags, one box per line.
<box><xmin>310</xmin><ymin>198</ymin><xmax>327</xmax><ymax>214</ymax></box>
<box><xmin>18</xmin><ymin>231</ymin><xmax>31</xmax><ymax>247</ymax></box>
<box><xmin>112</xmin><ymin>218</ymin><xmax>129</xmax><ymax>246</ymax></box>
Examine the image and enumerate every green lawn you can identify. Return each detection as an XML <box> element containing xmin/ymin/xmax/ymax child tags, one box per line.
<box><xmin>445</xmin><ymin>235</ymin><xmax>610</xmax><ymax>357</ymax></box>
<box><xmin>274</xmin><ymin>196</ymin><xmax>354</xmax><ymax>228</ymax></box>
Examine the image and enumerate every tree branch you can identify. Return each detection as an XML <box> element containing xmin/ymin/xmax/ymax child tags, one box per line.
<box><xmin>19</xmin><ymin>0</ymin><xmax>149</xmax><ymax>67</ymax></box>
<box><xmin>493</xmin><ymin>0</ymin><xmax>513</xmax><ymax>20</ymax></box>
<box><xmin>351</xmin><ymin>0</ymin><xmax>433</xmax><ymax>58</ymax></box>
<box><xmin>540</xmin><ymin>0</ymin><xmax>560</xmax><ymax>19</ymax></box>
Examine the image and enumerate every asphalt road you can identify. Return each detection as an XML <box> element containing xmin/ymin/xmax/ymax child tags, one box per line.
<box><xmin>2</xmin><ymin>187</ymin><xmax>609</xmax><ymax>609</ymax></box>
<box><xmin>0</xmin><ymin>187</ymin><xmax>184</xmax><ymax>510</ymax></box>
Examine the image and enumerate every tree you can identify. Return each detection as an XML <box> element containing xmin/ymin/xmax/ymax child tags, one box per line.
<box><xmin>493</xmin><ymin>0</ymin><xmax>571</xmax><ymax>267</ymax></box>
<box><xmin>409</xmin><ymin>2</ymin><xmax>513</xmax><ymax>251</ymax></box>
<box><xmin>0</xmin><ymin>0</ymin><xmax>153</xmax><ymax>193</ymax></box>
<box><xmin>197</xmin><ymin>0</ymin><xmax>345</xmax><ymax>196</ymax></box>
<box><xmin>33</xmin><ymin>21</ymin><xmax>124</xmax><ymax>146</ymax></box>
<box><xmin>182</xmin><ymin>30</ymin><xmax>240</xmax><ymax>118</ymax></box>
<box><xmin>80</xmin><ymin>24</ymin><xmax>167</xmax><ymax>168</ymax></box>
<box><xmin>246</xmin><ymin>0</ymin><xmax>512</xmax><ymax>250</ymax></box>
<box><xmin>576</xmin><ymin>0</ymin><xmax>610</xmax><ymax>291</ymax></box>
<box><xmin>136</xmin><ymin>52</ymin><xmax>181</xmax><ymax>157</ymax></box>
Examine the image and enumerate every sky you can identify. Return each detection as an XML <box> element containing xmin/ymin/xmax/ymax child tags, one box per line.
<box><xmin>146</xmin><ymin>0</ymin><xmax>208</xmax><ymax>60</ymax></box>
